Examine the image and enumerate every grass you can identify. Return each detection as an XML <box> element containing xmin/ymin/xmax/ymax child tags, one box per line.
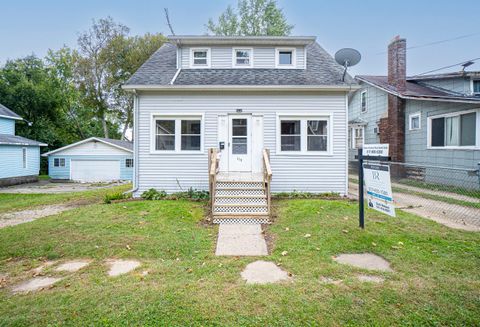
<box><xmin>0</xmin><ymin>197</ymin><xmax>479</xmax><ymax>325</ymax></box>
<box><xmin>393</xmin><ymin>186</ymin><xmax>480</xmax><ymax>209</ymax></box>
<box><xmin>0</xmin><ymin>184</ymin><xmax>131</xmax><ymax>213</ymax></box>
<box><xmin>396</xmin><ymin>179</ymin><xmax>480</xmax><ymax>199</ymax></box>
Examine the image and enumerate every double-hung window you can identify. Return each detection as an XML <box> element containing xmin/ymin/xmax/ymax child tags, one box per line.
<box><xmin>348</xmin><ymin>126</ymin><xmax>364</xmax><ymax>149</ymax></box>
<box><xmin>429</xmin><ymin>110</ymin><xmax>478</xmax><ymax>148</ymax></box>
<box><xmin>53</xmin><ymin>158</ymin><xmax>65</xmax><ymax>167</ymax></box>
<box><xmin>191</xmin><ymin>48</ymin><xmax>210</xmax><ymax>67</ymax></box>
<box><xmin>233</xmin><ymin>48</ymin><xmax>252</xmax><ymax>67</ymax></box>
<box><xmin>153</xmin><ymin>116</ymin><xmax>202</xmax><ymax>152</ymax></box>
<box><xmin>278</xmin><ymin>116</ymin><xmax>330</xmax><ymax>153</ymax></box>
<box><xmin>125</xmin><ymin>159</ymin><xmax>134</xmax><ymax>168</ymax></box>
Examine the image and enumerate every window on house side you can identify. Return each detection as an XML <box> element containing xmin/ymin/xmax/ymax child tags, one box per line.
<box><xmin>234</xmin><ymin>49</ymin><xmax>251</xmax><ymax>66</ymax></box>
<box><xmin>307</xmin><ymin>120</ymin><xmax>328</xmax><ymax>151</ymax></box>
<box><xmin>155</xmin><ymin>120</ymin><xmax>175</xmax><ymax>151</ymax></box>
<box><xmin>279</xmin><ymin>51</ymin><xmax>293</xmax><ymax>65</ymax></box>
<box><xmin>22</xmin><ymin>148</ymin><xmax>27</xmax><ymax>168</ymax></box>
<box><xmin>430</xmin><ymin>112</ymin><xmax>477</xmax><ymax>147</ymax></box>
<box><xmin>280</xmin><ymin>117</ymin><xmax>330</xmax><ymax>153</ymax></box>
<box><xmin>473</xmin><ymin>80</ymin><xmax>480</xmax><ymax>96</ymax></box>
<box><xmin>126</xmin><ymin>159</ymin><xmax>134</xmax><ymax>168</ymax></box>
<box><xmin>409</xmin><ymin>113</ymin><xmax>421</xmax><ymax>130</ymax></box>
<box><xmin>280</xmin><ymin>120</ymin><xmax>301</xmax><ymax>151</ymax></box>
<box><xmin>361</xmin><ymin>91</ymin><xmax>367</xmax><ymax>113</ymax></box>
<box><xmin>53</xmin><ymin>158</ymin><xmax>65</xmax><ymax>167</ymax></box>
<box><xmin>181</xmin><ymin>120</ymin><xmax>201</xmax><ymax>151</ymax></box>
<box><xmin>154</xmin><ymin>117</ymin><xmax>202</xmax><ymax>152</ymax></box>
<box><xmin>192</xmin><ymin>50</ymin><xmax>208</xmax><ymax>66</ymax></box>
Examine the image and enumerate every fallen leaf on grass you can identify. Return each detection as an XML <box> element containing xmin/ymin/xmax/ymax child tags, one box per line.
<box><xmin>126</xmin><ymin>245</ymin><xmax>131</xmax><ymax>250</ymax></box>
<box><xmin>281</xmin><ymin>251</ymin><xmax>288</xmax><ymax>256</ymax></box>
<box><xmin>342</xmin><ymin>229</ymin><xmax>349</xmax><ymax>234</ymax></box>
<box><xmin>371</xmin><ymin>242</ymin><xmax>377</xmax><ymax>247</ymax></box>
<box><xmin>285</xmin><ymin>227</ymin><xmax>290</xmax><ymax>231</ymax></box>
<box><xmin>304</xmin><ymin>234</ymin><xmax>311</xmax><ymax>238</ymax></box>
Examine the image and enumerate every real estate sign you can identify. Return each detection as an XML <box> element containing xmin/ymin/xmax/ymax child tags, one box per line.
<box><xmin>363</xmin><ymin>163</ymin><xmax>396</xmax><ymax>217</ymax></box>
<box><xmin>363</xmin><ymin>143</ymin><xmax>389</xmax><ymax>157</ymax></box>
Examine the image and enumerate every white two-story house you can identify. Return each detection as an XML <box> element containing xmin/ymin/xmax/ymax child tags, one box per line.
<box><xmin>123</xmin><ymin>35</ymin><xmax>358</xmax><ymax>223</ymax></box>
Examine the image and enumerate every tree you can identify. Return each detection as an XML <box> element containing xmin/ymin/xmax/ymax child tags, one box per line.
<box><xmin>206</xmin><ymin>0</ymin><xmax>293</xmax><ymax>36</ymax></box>
<box><xmin>76</xmin><ymin>17</ymin><xmax>129</xmax><ymax>138</ymax></box>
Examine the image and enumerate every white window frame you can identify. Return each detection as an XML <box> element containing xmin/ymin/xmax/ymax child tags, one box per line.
<box><xmin>409</xmin><ymin>112</ymin><xmax>421</xmax><ymax>130</ymax></box>
<box><xmin>125</xmin><ymin>158</ymin><xmax>134</xmax><ymax>168</ymax></box>
<box><xmin>360</xmin><ymin>90</ymin><xmax>368</xmax><ymax>113</ymax></box>
<box><xmin>275</xmin><ymin>48</ymin><xmax>296</xmax><ymax>69</ymax></box>
<box><xmin>150</xmin><ymin>113</ymin><xmax>204</xmax><ymax>154</ymax></box>
<box><xmin>426</xmin><ymin>108</ymin><xmax>480</xmax><ymax>150</ymax></box>
<box><xmin>349</xmin><ymin>126</ymin><xmax>365</xmax><ymax>149</ymax></box>
<box><xmin>232</xmin><ymin>48</ymin><xmax>253</xmax><ymax>68</ymax></box>
<box><xmin>53</xmin><ymin>158</ymin><xmax>66</xmax><ymax>167</ymax></box>
<box><xmin>472</xmin><ymin>79</ymin><xmax>480</xmax><ymax>96</ymax></box>
<box><xmin>190</xmin><ymin>48</ymin><xmax>211</xmax><ymax>68</ymax></box>
<box><xmin>22</xmin><ymin>147</ymin><xmax>27</xmax><ymax>169</ymax></box>
<box><xmin>276</xmin><ymin>113</ymin><xmax>332</xmax><ymax>155</ymax></box>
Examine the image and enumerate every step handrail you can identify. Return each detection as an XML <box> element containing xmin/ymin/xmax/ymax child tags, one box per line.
<box><xmin>208</xmin><ymin>148</ymin><xmax>219</xmax><ymax>209</ymax></box>
<box><xmin>263</xmin><ymin>148</ymin><xmax>272</xmax><ymax>215</ymax></box>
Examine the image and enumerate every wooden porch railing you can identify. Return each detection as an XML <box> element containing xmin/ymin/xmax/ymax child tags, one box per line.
<box><xmin>208</xmin><ymin>148</ymin><xmax>219</xmax><ymax>208</ymax></box>
<box><xmin>263</xmin><ymin>148</ymin><xmax>272</xmax><ymax>215</ymax></box>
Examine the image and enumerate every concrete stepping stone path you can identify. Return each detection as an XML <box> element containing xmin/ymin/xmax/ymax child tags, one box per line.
<box><xmin>107</xmin><ymin>259</ymin><xmax>141</xmax><ymax>277</ymax></box>
<box><xmin>12</xmin><ymin>277</ymin><xmax>62</xmax><ymax>294</ymax></box>
<box><xmin>333</xmin><ymin>253</ymin><xmax>393</xmax><ymax>272</ymax></box>
<box><xmin>55</xmin><ymin>260</ymin><xmax>92</xmax><ymax>272</ymax></box>
<box><xmin>215</xmin><ymin>224</ymin><xmax>268</xmax><ymax>256</ymax></box>
<box><xmin>241</xmin><ymin>260</ymin><xmax>291</xmax><ymax>284</ymax></box>
<box><xmin>357</xmin><ymin>274</ymin><xmax>385</xmax><ymax>283</ymax></box>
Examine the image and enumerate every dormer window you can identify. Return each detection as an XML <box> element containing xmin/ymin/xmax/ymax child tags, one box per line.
<box><xmin>191</xmin><ymin>48</ymin><xmax>210</xmax><ymax>68</ymax></box>
<box><xmin>233</xmin><ymin>48</ymin><xmax>252</xmax><ymax>67</ymax></box>
<box><xmin>473</xmin><ymin>80</ymin><xmax>480</xmax><ymax>96</ymax></box>
<box><xmin>275</xmin><ymin>48</ymin><xmax>296</xmax><ymax>68</ymax></box>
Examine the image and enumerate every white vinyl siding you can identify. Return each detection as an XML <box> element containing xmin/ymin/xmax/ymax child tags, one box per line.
<box><xmin>180</xmin><ymin>46</ymin><xmax>305</xmax><ymax>69</ymax></box>
<box><xmin>135</xmin><ymin>91</ymin><xmax>347</xmax><ymax>195</ymax></box>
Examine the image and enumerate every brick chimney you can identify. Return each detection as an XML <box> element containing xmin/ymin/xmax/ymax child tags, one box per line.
<box><xmin>378</xmin><ymin>36</ymin><xmax>407</xmax><ymax>164</ymax></box>
<box><xmin>387</xmin><ymin>36</ymin><xmax>407</xmax><ymax>93</ymax></box>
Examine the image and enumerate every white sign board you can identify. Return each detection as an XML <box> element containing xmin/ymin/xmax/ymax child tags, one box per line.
<box><xmin>363</xmin><ymin>163</ymin><xmax>396</xmax><ymax>217</ymax></box>
<box><xmin>363</xmin><ymin>144</ymin><xmax>389</xmax><ymax>157</ymax></box>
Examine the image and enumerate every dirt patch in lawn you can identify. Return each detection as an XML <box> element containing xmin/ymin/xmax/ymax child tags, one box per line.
<box><xmin>0</xmin><ymin>204</ymin><xmax>81</xmax><ymax>228</ymax></box>
<box><xmin>12</xmin><ymin>277</ymin><xmax>63</xmax><ymax>294</ymax></box>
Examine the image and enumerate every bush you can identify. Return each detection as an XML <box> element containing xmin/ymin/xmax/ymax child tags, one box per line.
<box><xmin>171</xmin><ymin>187</ymin><xmax>209</xmax><ymax>200</ymax></box>
<box><xmin>104</xmin><ymin>191</ymin><xmax>130</xmax><ymax>204</ymax></box>
<box><xmin>273</xmin><ymin>190</ymin><xmax>340</xmax><ymax>199</ymax></box>
<box><xmin>141</xmin><ymin>188</ymin><xmax>167</xmax><ymax>200</ymax></box>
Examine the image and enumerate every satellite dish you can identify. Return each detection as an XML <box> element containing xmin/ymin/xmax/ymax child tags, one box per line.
<box><xmin>335</xmin><ymin>48</ymin><xmax>361</xmax><ymax>81</ymax></box>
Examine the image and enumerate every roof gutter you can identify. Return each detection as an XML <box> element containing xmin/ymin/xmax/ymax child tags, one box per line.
<box><xmin>122</xmin><ymin>84</ymin><xmax>360</xmax><ymax>92</ymax></box>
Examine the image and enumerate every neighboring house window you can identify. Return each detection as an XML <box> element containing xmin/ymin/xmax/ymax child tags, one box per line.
<box><xmin>22</xmin><ymin>148</ymin><xmax>27</xmax><ymax>168</ymax></box>
<box><xmin>275</xmin><ymin>48</ymin><xmax>296</xmax><ymax>68</ymax></box>
<box><xmin>360</xmin><ymin>90</ymin><xmax>367</xmax><ymax>113</ymax></box>
<box><xmin>153</xmin><ymin>116</ymin><xmax>202</xmax><ymax>152</ymax></box>
<box><xmin>54</xmin><ymin>158</ymin><xmax>66</xmax><ymax>167</ymax></box>
<box><xmin>233</xmin><ymin>48</ymin><xmax>252</xmax><ymax>67</ymax></box>
<box><xmin>473</xmin><ymin>80</ymin><xmax>480</xmax><ymax>96</ymax></box>
<box><xmin>409</xmin><ymin>112</ymin><xmax>421</xmax><ymax>130</ymax></box>
<box><xmin>429</xmin><ymin>110</ymin><xmax>478</xmax><ymax>148</ymax></box>
<box><xmin>191</xmin><ymin>48</ymin><xmax>210</xmax><ymax>67</ymax></box>
<box><xmin>349</xmin><ymin>127</ymin><xmax>364</xmax><ymax>149</ymax></box>
<box><xmin>278</xmin><ymin>116</ymin><xmax>330</xmax><ymax>153</ymax></box>
<box><xmin>125</xmin><ymin>159</ymin><xmax>134</xmax><ymax>168</ymax></box>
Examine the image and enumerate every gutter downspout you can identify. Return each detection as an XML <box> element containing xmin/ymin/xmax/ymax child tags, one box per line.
<box><xmin>170</xmin><ymin>68</ymin><xmax>181</xmax><ymax>85</ymax></box>
<box><xmin>124</xmin><ymin>91</ymin><xmax>140</xmax><ymax>195</ymax></box>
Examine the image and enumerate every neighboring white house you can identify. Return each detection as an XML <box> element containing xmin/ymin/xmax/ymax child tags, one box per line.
<box><xmin>123</xmin><ymin>35</ymin><xmax>358</xmax><ymax>223</ymax></box>
<box><xmin>42</xmin><ymin>137</ymin><xmax>133</xmax><ymax>183</ymax></box>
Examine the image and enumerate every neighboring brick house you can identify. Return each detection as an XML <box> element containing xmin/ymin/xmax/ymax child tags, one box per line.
<box><xmin>348</xmin><ymin>36</ymin><xmax>480</xmax><ymax>188</ymax></box>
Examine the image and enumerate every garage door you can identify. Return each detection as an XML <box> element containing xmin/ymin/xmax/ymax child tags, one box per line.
<box><xmin>71</xmin><ymin>160</ymin><xmax>121</xmax><ymax>182</ymax></box>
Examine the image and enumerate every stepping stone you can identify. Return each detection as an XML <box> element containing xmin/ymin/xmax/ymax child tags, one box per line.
<box><xmin>12</xmin><ymin>277</ymin><xmax>62</xmax><ymax>294</ymax></box>
<box><xmin>32</xmin><ymin>261</ymin><xmax>57</xmax><ymax>274</ymax></box>
<box><xmin>333</xmin><ymin>253</ymin><xmax>393</xmax><ymax>272</ymax></box>
<box><xmin>357</xmin><ymin>274</ymin><xmax>385</xmax><ymax>283</ymax></box>
<box><xmin>319</xmin><ymin>276</ymin><xmax>343</xmax><ymax>285</ymax></box>
<box><xmin>106</xmin><ymin>259</ymin><xmax>141</xmax><ymax>277</ymax></box>
<box><xmin>216</xmin><ymin>224</ymin><xmax>268</xmax><ymax>256</ymax></box>
<box><xmin>241</xmin><ymin>260</ymin><xmax>291</xmax><ymax>284</ymax></box>
<box><xmin>55</xmin><ymin>260</ymin><xmax>91</xmax><ymax>272</ymax></box>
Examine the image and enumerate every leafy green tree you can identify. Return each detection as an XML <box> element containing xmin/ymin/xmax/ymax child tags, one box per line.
<box><xmin>207</xmin><ymin>0</ymin><xmax>293</xmax><ymax>36</ymax></box>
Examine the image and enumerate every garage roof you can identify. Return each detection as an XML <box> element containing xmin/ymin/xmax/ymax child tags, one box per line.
<box><xmin>42</xmin><ymin>137</ymin><xmax>133</xmax><ymax>156</ymax></box>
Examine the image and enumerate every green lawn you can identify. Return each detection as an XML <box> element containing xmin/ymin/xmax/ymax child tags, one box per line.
<box><xmin>0</xmin><ymin>197</ymin><xmax>479</xmax><ymax>325</ymax></box>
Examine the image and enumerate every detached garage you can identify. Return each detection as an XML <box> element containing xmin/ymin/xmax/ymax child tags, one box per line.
<box><xmin>43</xmin><ymin>137</ymin><xmax>133</xmax><ymax>182</ymax></box>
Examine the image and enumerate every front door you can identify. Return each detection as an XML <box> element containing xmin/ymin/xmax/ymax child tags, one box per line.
<box><xmin>228</xmin><ymin>115</ymin><xmax>252</xmax><ymax>172</ymax></box>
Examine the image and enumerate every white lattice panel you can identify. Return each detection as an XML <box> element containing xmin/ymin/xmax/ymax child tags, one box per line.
<box><xmin>213</xmin><ymin>218</ymin><xmax>269</xmax><ymax>224</ymax></box>
<box><xmin>214</xmin><ymin>206</ymin><xmax>268</xmax><ymax>213</ymax></box>
<box><xmin>215</xmin><ymin>197</ymin><xmax>267</xmax><ymax>205</ymax></box>
<box><xmin>216</xmin><ymin>181</ymin><xmax>263</xmax><ymax>189</ymax></box>
<box><xmin>216</xmin><ymin>189</ymin><xmax>265</xmax><ymax>196</ymax></box>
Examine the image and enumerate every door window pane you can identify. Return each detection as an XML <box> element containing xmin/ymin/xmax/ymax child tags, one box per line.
<box><xmin>232</xmin><ymin>137</ymin><xmax>247</xmax><ymax>154</ymax></box>
<box><xmin>431</xmin><ymin>117</ymin><xmax>445</xmax><ymax>147</ymax></box>
<box><xmin>280</xmin><ymin>120</ymin><xmax>301</xmax><ymax>151</ymax></box>
<box><xmin>156</xmin><ymin>120</ymin><xmax>175</xmax><ymax>150</ymax></box>
<box><xmin>460</xmin><ymin>112</ymin><xmax>476</xmax><ymax>146</ymax></box>
<box><xmin>232</xmin><ymin>119</ymin><xmax>247</xmax><ymax>136</ymax></box>
<box><xmin>307</xmin><ymin>120</ymin><xmax>328</xmax><ymax>151</ymax></box>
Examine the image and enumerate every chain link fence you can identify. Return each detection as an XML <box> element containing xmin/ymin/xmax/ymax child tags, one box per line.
<box><xmin>349</xmin><ymin>160</ymin><xmax>480</xmax><ymax>231</ymax></box>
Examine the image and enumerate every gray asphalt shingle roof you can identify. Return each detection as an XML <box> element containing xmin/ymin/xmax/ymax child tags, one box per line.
<box><xmin>0</xmin><ymin>134</ymin><xmax>46</xmax><ymax>146</ymax></box>
<box><xmin>0</xmin><ymin>103</ymin><xmax>22</xmax><ymax>120</ymax></box>
<box><xmin>97</xmin><ymin>137</ymin><xmax>133</xmax><ymax>151</ymax></box>
<box><xmin>125</xmin><ymin>42</ymin><xmax>354</xmax><ymax>87</ymax></box>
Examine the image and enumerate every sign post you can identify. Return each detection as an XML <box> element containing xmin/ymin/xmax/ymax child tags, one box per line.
<box><xmin>356</xmin><ymin>144</ymin><xmax>394</xmax><ymax>229</ymax></box>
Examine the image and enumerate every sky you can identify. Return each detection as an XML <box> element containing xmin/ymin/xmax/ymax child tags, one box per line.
<box><xmin>1</xmin><ymin>0</ymin><xmax>479</xmax><ymax>76</ymax></box>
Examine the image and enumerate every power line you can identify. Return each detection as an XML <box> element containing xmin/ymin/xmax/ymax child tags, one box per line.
<box><xmin>411</xmin><ymin>57</ymin><xmax>480</xmax><ymax>77</ymax></box>
<box><xmin>375</xmin><ymin>32</ymin><xmax>480</xmax><ymax>55</ymax></box>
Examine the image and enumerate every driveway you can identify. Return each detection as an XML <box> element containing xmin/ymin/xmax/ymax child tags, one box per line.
<box><xmin>0</xmin><ymin>180</ymin><xmax>128</xmax><ymax>194</ymax></box>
